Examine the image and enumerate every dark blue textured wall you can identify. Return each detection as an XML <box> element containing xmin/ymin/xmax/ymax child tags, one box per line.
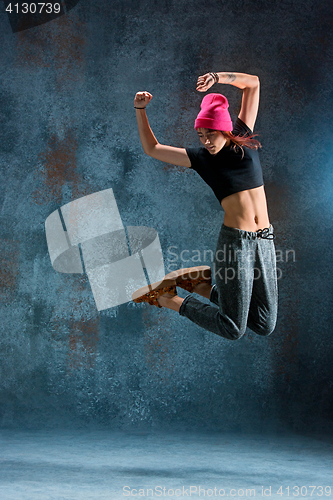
<box><xmin>0</xmin><ymin>0</ymin><xmax>332</xmax><ymax>432</ymax></box>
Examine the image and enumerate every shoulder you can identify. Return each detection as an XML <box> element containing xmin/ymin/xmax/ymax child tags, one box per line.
<box><xmin>232</xmin><ymin>117</ymin><xmax>253</xmax><ymax>137</ymax></box>
<box><xmin>186</xmin><ymin>147</ymin><xmax>208</xmax><ymax>169</ymax></box>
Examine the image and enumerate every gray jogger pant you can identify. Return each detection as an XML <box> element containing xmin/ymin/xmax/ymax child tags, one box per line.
<box><xmin>179</xmin><ymin>224</ymin><xmax>278</xmax><ymax>340</ymax></box>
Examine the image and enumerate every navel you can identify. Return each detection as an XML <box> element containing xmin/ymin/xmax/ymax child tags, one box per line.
<box><xmin>254</xmin><ymin>215</ymin><xmax>258</xmax><ymax>224</ymax></box>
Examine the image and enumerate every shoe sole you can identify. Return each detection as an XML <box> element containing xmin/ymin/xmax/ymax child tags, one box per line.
<box><xmin>132</xmin><ymin>279</ymin><xmax>177</xmax><ymax>307</ymax></box>
<box><xmin>164</xmin><ymin>265</ymin><xmax>211</xmax><ymax>281</ymax></box>
<box><xmin>164</xmin><ymin>266</ymin><xmax>211</xmax><ymax>293</ymax></box>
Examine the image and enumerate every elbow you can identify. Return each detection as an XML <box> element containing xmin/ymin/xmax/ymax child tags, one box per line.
<box><xmin>247</xmin><ymin>75</ymin><xmax>259</xmax><ymax>90</ymax></box>
<box><xmin>241</xmin><ymin>75</ymin><xmax>259</xmax><ymax>90</ymax></box>
<box><xmin>143</xmin><ymin>146</ymin><xmax>154</xmax><ymax>157</ymax></box>
<box><xmin>143</xmin><ymin>142</ymin><xmax>159</xmax><ymax>158</ymax></box>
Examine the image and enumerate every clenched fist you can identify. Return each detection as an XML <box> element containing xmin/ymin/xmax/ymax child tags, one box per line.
<box><xmin>134</xmin><ymin>91</ymin><xmax>153</xmax><ymax>109</ymax></box>
<box><xmin>196</xmin><ymin>73</ymin><xmax>216</xmax><ymax>92</ymax></box>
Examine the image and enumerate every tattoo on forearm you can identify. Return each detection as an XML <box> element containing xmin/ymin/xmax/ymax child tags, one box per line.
<box><xmin>224</xmin><ymin>73</ymin><xmax>236</xmax><ymax>83</ymax></box>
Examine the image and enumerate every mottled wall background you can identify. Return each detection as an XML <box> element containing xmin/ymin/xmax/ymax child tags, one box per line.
<box><xmin>0</xmin><ymin>0</ymin><xmax>332</xmax><ymax>433</ymax></box>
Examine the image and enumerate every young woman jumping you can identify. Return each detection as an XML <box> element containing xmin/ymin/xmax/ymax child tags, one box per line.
<box><xmin>132</xmin><ymin>72</ymin><xmax>278</xmax><ymax>341</ymax></box>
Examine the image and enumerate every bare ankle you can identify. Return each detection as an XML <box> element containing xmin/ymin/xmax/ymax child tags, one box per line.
<box><xmin>192</xmin><ymin>282</ymin><xmax>212</xmax><ymax>299</ymax></box>
<box><xmin>157</xmin><ymin>294</ymin><xmax>184</xmax><ymax>312</ymax></box>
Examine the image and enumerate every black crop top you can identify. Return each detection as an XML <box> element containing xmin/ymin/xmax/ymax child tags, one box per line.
<box><xmin>186</xmin><ymin>118</ymin><xmax>264</xmax><ymax>203</ymax></box>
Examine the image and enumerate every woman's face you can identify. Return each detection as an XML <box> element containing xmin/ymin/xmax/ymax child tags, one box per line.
<box><xmin>197</xmin><ymin>128</ymin><xmax>228</xmax><ymax>155</ymax></box>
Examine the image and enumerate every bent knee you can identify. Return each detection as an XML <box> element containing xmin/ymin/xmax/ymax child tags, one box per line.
<box><xmin>216</xmin><ymin>318</ymin><xmax>247</xmax><ymax>340</ymax></box>
<box><xmin>247</xmin><ymin>309</ymin><xmax>277</xmax><ymax>337</ymax></box>
<box><xmin>228</xmin><ymin>329</ymin><xmax>246</xmax><ymax>340</ymax></box>
<box><xmin>252</xmin><ymin>320</ymin><xmax>277</xmax><ymax>337</ymax></box>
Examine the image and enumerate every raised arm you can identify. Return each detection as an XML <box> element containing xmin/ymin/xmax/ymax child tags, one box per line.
<box><xmin>134</xmin><ymin>92</ymin><xmax>191</xmax><ymax>168</ymax></box>
<box><xmin>196</xmin><ymin>72</ymin><xmax>260</xmax><ymax>132</ymax></box>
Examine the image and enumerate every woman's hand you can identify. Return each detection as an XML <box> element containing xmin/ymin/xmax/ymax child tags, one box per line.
<box><xmin>134</xmin><ymin>91</ymin><xmax>153</xmax><ymax>109</ymax></box>
<box><xmin>196</xmin><ymin>73</ymin><xmax>215</xmax><ymax>92</ymax></box>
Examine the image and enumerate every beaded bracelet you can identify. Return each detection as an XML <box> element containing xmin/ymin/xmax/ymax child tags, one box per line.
<box><xmin>209</xmin><ymin>72</ymin><xmax>219</xmax><ymax>84</ymax></box>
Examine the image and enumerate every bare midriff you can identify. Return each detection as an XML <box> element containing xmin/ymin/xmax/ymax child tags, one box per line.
<box><xmin>221</xmin><ymin>186</ymin><xmax>270</xmax><ymax>232</ymax></box>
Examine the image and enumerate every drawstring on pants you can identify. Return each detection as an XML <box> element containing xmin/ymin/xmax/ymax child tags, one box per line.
<box><xmin>256</xmin><ymin>227</ymin><xmax>275</xmax><ymax>240</ymax></box>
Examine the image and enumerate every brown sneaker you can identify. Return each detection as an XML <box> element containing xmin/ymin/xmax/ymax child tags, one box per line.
<box><xmin>132</xmin><ymin>279</ymin><xmax>177</xmax><ymax>308</ymax></box>
<box><xmin>164</xmin><ymin>266</ymin><xmax>211</xmax><ymax>293</ymax></box>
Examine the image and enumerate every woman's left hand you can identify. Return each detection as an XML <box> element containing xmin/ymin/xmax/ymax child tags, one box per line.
<box><xmin>196</xmin><ymin>73</ymin><xmax>215</xmax><ymax>92</ymax></box>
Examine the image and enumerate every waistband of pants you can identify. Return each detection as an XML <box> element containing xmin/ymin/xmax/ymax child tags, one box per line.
<box><xmin>221</xmin><ymin>224</ymin><xmax>275</xmax><ymax>239</ymax></box>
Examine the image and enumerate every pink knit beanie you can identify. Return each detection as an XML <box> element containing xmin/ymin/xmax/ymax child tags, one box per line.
<box><xmin>194</xmin><ymin>93</ymin><xmax>233</xmax><ymax>132</ymax></box>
